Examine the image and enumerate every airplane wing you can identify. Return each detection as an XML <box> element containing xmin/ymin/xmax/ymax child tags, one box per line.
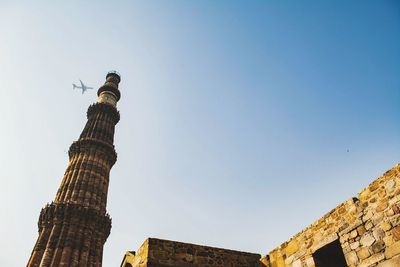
<box><xmin>75</xmin><ymin>79</ymin><xmax>94</xmax><ymax>94</ymax></box>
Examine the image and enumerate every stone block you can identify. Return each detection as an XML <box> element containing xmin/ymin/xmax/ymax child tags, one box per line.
<box><xmin>350</xmin><ymin>241</ymin><xmax>360</xmax><ymax>250</ymax></box>
<box><xmin>340</xmin><ymin>233</ymin><xmax>350</xmax><ymax>243</ymax></box>
<box><xmin>365</xmin><ymin>221</ymin><xmax>374</xmax><ymax>230</ymax></box>
<box><xmin>275</xmin><ymin>257</ymin><xmax>285</xmax><ymax>267</ymax></box>
<box><xmin>392</xmin><ymin>226</ymin><xmax>400</xmax><ymax>241</ymax></box>
<box><xmin>382</xmin><ymin>222</ymin><xmax>392</xmax><ymax>232</ymax></box>
<box><xmin>292</xmin><ymin>259</ymin><xmax>301</xmax><ymax>267</ymax></box>
<box><xmin>386</xmin><ymin>208</ymin><xmax>395</xmax><ymax>216</ymax></box>
<box><xmin>359</xmin><ymin>188</ymin><xmax>371</xmax><ymax>202</ymax></box>
<box><xmin>372</xmin><ymin>240</ymin><xmax>385</xmax><ymax>254</ymax></box>
<box><xmin>370</xmin><ymin>182</ymin><xmax>380</xmax><ymax>192</ymax></box>
<box><xmin>339</xmin><ymin>222</ymin><xmax>350</xmax><ymax>233</ymax></box>
<box><xmin>377</xmin><ymin>255</ymin><xmax>400</xmax><ymax>267</ymax></box>
<box><xmin>360</xmin><ymin>233</ymin><xmax>376</xmax><ymax>247</ymax></box>
<box><xmin>385</xmin><ymin>241</ymin><xmax>400</xmax><ymax>259</ymax></box>
<box><xmin>379</xmin><ymin>190</ymin><xmax>387</xmax><ymax>198</ymax></box>
<box><xmin>350</xmin><ymin>230</ymin><xmax>358</xmax><ymax>238</ymax></box>
<box><xmin>305</xmin><ymin>257</ymin><xmax>314</xmax><ymax>267</ymax></box>
<box><xmin>373</xmin><ymin>228</ymin><xmax>385</xmax><ymax>241</ymax></box>
<box><xmin>359</xmin><ymin>253</ymin><xmax>384</xmax><ymax>267</ymax></box>
<box><xmin>372</xmin><ymin>213</ymin><xmax>385</xmax><ymax>225</ymax></box>
<box><xmin>386</xmin><ymin>180</ymin><xmax>395</xmax><ymax>193</ymax></box>
<box><xmin>342</xmin><ymin>243</ymin><xmax>351</xmax><ymax>253</ymax></box>
<box><xmin>383</xmin><ymin>235</ymin><xmax>395</xmax><ymax>247</ymax></box>
<box><xmin>345</xmin><ymin>251</ymin><xmax>359</xmax><ymax>265</ymax></box>
<box><xmin>284</xmin><ymin>254</ymin><xmax>294</xmax><ymax>265</ymax></box>
<box><xmin>285</xmin><ymin>240</ymin><xmax>299</xmax><ymax>257</ymax></box>
<box><xmin>389</xmin><ymin>214</ymin><xmax>400</xmax><ymax>227</ymax></box>
<box><xmin>357</xmin><ymin>247</ymin><xmax>370</xmax><ymax>260</ymax></box>
<box><xmin>357</xmin><ymin>225</ymin><xmax>367</xmax><ymax>236</ymax></box>
<box><xmin>392</xmin><ymin>204</ymin><xmax>400</xmax><ymax>215</ymax></box>
<box><xmin>376</xmin><ymin>202</ymin><xmax>389</xmax><ymax>212</ymax></box>
<box><xmin>389</xmin><ymin>195</ymin><xmax>400</xmax><ymax>206</ymax></box>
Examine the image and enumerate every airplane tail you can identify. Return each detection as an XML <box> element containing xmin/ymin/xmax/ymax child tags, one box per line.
<box><xmin>72</xmin><ymin>83</ymin><xmax>78</xmax><ymax>89</ymax></box>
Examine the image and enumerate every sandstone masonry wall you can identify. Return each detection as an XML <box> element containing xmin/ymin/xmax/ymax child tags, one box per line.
<box><xmin>121</xmin><ymin>238</ymin><xmax>262</xmax><ymax>267</ymax></box>
<box><xmin>261</xmin><ymin>163</ymin><xmax>400</xmax><ymax>267</ymax></box>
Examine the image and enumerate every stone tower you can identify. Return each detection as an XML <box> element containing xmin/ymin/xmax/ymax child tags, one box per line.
<box><xmin>27</xmin><ymin>72</ymin><xmax>121</xmax><ymax>267</ymax></box>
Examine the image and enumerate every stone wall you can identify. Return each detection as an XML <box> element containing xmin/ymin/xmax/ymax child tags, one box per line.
<box><xmin>261</xmin><ymin>163</ymin><xmax>400</xmax><ymax>267</ymax></box>
<box><xmin>120</xmin><ymin>164</ymin><xmax>400</xmax><ymax>267</ymax></box>
<box><xmin>121</xmin><ymin>238</ymin><xmax>263</xmax><ymax>267</ymax></box>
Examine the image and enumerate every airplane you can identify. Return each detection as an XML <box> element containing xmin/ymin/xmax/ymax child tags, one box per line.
<box><xmin>72</xmin><ymin>80</ymin><xmax>93</xmax><ymax>94</ymax></box>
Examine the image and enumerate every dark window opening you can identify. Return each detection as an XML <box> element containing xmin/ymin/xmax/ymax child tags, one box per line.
<box><xmin>124</xmin><ymin>263</ymin><xmax>133</xmax><ymax>267</ymax></box>
<box><xmin>312</xmin><ymin>239</ymin><xmax>347</xmax><ymax>267</ymax></box>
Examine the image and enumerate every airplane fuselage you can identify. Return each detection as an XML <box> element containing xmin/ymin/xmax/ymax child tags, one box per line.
<box><xmin>73</xmin><ymin>80</ymin><xmax>93</xmax><ymax>94</ymax></box>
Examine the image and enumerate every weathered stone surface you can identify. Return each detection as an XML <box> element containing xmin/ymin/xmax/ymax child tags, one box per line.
<box><xmin>350</xmin><ymin>230</ymin><xmax>358</xmax><ymax>238</ymax></box>
<box><xmin>359</xmin><ymin>253</ymin><xmax>384</xmax><ymax>267</ymax></box>
<box><xmin>372</xmin><ymin>216</ymin><xmax>384</xmax><ymax>227</ymax></box>
<box><xmin>359</xmin><ymin>188</ymin><xmax>371</xmax><ymax>201</ymax></box>
<box><xmin>357</xmin><ymin>247</ymin><xmax>371</xmax><ymax>260</ymax></box>
<box><xmin>292</xmin><ymin>259</ymin><xmax>301</xmax><ymax>267</ymax></box>
<box><xmin>357</xmin><ymin>225</ymin><xmax>367</xmax><ymax>236</ymax></box>
<box><xmin>304</xmin><ymin>257</ymin><xmax>314</xmax><ymax>267</ymax></box>
<box><xmin>386</xmin><ymin>180</ymin><xmax>395</xmax><ymax>193</ymax></box>
<box><xmin>383</xmin><ymin>235</ymin><xmax>395</xmax><ymax>247</ymax></box>
<box><xmin>285</xmin><ymin>240</ymin><xmax>299</xmax><ymax>257</ymax></box>
<box><xmin>370</xmin><ymin>182</ymin><xmax>380</xmax><ymax>192</ymax></box>
<box><xmin>123</xmin><ymin>238</ymin><xmax>263</xmax><ymax>267</ymax></box>
<box><xmin>393</xmin><ymin>226</ymin><xmax>400</xmax><ymax>241</ymax></box>
<box><xmin>360</xmin><ymin>233</ymin><xmax>376</xmax><ymax>247</ymax></box>
<box><xmin>365</xmin><ymin>221</ymin><xmax>374</xmax><ymax>230</ymax></box>
<box><xmin>345</xmin><ymin>251</ymin><xmax>358</xmax><ymax>265</ymax></box>
<box><xmin>275</xmin><ymin>256</ymin><xmax>285</xmax><ymax>267</ymax></box>
<box><xmin>373</xmin><ymin>228</ymin><xmax>385</xmax><ymax>241</ymax></box>
<box><xmin>376</xmin><ymin>202</ymin><xmax>389</xmax><ymax>212</ymax></box>
<box><xmin>385</xmin><ymin>241</ymin><xmax>400</xmax><ymax>259</ymax></box>
<box><xmin>284</xmin><ymin>254</ymin><xmax>294</xmax><ymax>265</ymax></box>
<box><xmin>27</xmin><ymin>74</ymin><xmax>122</xmax><ymax>267</ymax></box>
<box><xmin>372</xmin><ymin>240</ymin><xmax>385</xmax><ymax>254</ymax></box>
<box><xmin>377</xmin><ymin>255</ymin><xmax>400</xmax><ymax>267</ymax></box>
<box><xmin>382</xmin><ymin>222</ymin><xmax>392</xmax><ymax>231</ymax></box>
<box><xmin>261</xmin><ymin>164</ymin><xmax>399</xmax><ymax>267</ymax></box>
<box><xmin>392</xmin><ymin>204</ymin><xmax>400</xmax><ymax>214</ymax></box>
<box><xmin>350</xmin><ymin>241</ymin><xmax>360</xmax><ymax>250</ymax></box>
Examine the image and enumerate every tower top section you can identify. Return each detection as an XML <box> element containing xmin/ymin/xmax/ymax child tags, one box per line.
<box><xmin>97</xmin><ymin>71</ymin><xmax>121</xmax><ymax>102</ymax></box>
<box><xmin>106</xmin><ymin>71</ymin><xmax>121</xmax><ymax>83</ymax></box>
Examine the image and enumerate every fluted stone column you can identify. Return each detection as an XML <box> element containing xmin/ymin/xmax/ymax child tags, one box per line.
<box><xmin>27</xmin><ymin>72</ymin><xmax>121</xmax><ymax>267</ymax></box>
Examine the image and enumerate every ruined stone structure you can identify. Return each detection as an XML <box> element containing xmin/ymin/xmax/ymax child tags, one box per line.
<box><xmin>261</xmin><ymin>163</ymin><xmax>400</xmax><ymax>267</ymax></box>
<box><xmin>120</xmin><ymin>238</ymin><xmax>263</xmax><ymax>267</ymax></box>
<box><xmin>121</xmin><ymin>164</ymin><xmax>400</xmax><ymax>267</ymax></box>
<box><xmin>27</xmin><ymin>72</ymin><xmax>121</xmax><ymax>267</ymax></box>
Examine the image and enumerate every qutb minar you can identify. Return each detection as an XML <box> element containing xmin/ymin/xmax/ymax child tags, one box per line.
<box><xmin>27</xmin><ymin>72</ymin><xmax>121</xmax><ymax>267</ymax></box>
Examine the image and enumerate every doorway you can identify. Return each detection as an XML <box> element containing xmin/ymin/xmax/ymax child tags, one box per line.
<box><xmin>312</xmin><ymin>239</ymin><xmax>347</xmax><ymax>267</ymax></box>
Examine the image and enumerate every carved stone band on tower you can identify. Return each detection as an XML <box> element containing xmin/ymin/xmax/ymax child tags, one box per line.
<box><xmin>27</xmin><ymin>72</ymin><xmax>121</xmax><ymax>267</ymax></box>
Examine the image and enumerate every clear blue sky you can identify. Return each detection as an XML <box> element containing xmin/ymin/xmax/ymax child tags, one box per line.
<box><xmin>0</xmin><ymin>1</ymin><xmax>399</xmax><ymax>266</ymax></box>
